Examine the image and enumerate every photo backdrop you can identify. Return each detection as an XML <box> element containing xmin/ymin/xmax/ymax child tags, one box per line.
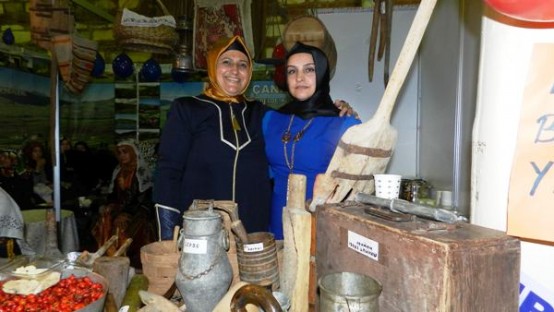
<box><xmin>0</xmin><ymin>67</ymin><xmax>288</xmax><ymax>154</ymax></box>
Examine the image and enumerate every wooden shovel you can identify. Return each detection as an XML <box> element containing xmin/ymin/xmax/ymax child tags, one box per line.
<box><xmin>309</xmin><ymin>0</ymin><xmax>438</xmax><ymax>211</ymax></box>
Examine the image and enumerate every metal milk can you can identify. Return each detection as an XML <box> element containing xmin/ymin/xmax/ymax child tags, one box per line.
<box><xmin>175</xmin><ymin>204</ymin><xmax>232</xmax><ymax>312</ymax></box>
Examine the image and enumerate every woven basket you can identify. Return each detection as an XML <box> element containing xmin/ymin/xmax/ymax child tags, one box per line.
<box><xmin>140</xmin><ymin>240</ymin><xmax>180</xmax><ymax>295</ymax></box>
<box><xmin>113</xmin><ymin>0</ymin><xmax>179</xmax><ymax>55</ymax></box>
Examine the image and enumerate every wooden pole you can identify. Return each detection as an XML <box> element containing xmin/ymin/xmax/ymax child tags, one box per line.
<box><xmin>281</xmin><ymin>174</ymin><xmax>310</xmax><ymax>312</ymax></box>
<box><xmin>49</xmin><ymin>49</ymin><xmax>61</xmax><ymax>224</ymax></box>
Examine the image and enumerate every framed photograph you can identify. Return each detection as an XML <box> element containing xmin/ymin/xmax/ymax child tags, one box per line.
<box><xmin>193</xmin><ymin>0</ymin><xmax>254</xmax><ymax>71</ymax></box>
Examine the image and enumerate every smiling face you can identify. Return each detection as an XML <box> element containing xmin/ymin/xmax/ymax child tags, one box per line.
<box><xmin>216</xmin><ymin>50</ymin><xmax>250</xmax><ymax>96</ymax></box>
<box><xmin>286</xmin><ymin>52</ymin><xmax>317</xmax><ymax>101</ymax></box>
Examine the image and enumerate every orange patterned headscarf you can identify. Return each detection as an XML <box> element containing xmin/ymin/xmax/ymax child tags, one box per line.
<box><xmin>203</xmin><ymin>36</ymin><xmax>252</xmax><ymax>103</ymax></box>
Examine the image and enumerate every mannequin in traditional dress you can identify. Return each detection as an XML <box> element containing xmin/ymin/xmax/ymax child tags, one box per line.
<box><xmin>92</xmin><ymin>140</ymin><xmax>155</xmax><ymax>268</ymax></box>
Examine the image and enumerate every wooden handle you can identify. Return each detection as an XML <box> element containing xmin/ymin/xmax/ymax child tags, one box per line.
<box><xmin>231</xmin><ymin>220</ymin><xmax>249</xmax><ymax>244</ymax></box>
<box><xmin>373</xmin><ymin>0</ymin><xmax>438</xmax><ymax>122</ymax></box>
<box><xmin>113</xmin><ymin>238</ymin><xmax>133</xmax><ymax>257</ymax></box>
<box><xmin>95</xmin><ymin>235</ymin><xmax>118</xmax><ymax>258</ymax></box>
<box><xmin>287</xmin><ymin>174</ymin><xmax>307</xmax><ymax>210</ymax></box>
<box><xmin>368</xmin><ymin>0</ymin><xmax>382</xmax><ymax>82</ymax></box>
<box><xmin>282</xmin><ymin>208</ymin><xmax>311</xmax><ymax>312</ymax></box>
<box><xmin>172</xmin><ymin>225</ymin><xmax>180</xmax><ymax>252</ymax></box>
<box><xmin>283</xmin><ymin>173</ymin><xmax>310</xmax><ymax>311</ymax></box>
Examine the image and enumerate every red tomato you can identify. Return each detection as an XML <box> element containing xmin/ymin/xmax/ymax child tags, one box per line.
<box><xmin>485</xmin><ymin>0</ymin><xmax>554</xmax><ymax>22</ymax></box>
<box><xmin>0</xmin><ymin>275</ymin><xmax>104</xmax><ymax>312</ymax></box>
<box><xmin>74</xmin><ymin>303</ymin><xmax>85</xmax><ymax>310</ymax></box>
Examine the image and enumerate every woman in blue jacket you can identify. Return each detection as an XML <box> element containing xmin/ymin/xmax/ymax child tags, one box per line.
<box><xmin>264</xmin><ymin>42</ymin><xmax>361</xmax><ymax>239</ymax></box>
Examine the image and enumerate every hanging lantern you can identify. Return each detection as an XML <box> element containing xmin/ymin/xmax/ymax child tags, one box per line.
<box><xmin>172</xmin><ymin>0</ymin><xmax>195</xmax><ymax>81</ymax></box>
<box><xmin>172</xmin><ymin>43</ymin><xmax>194</xmax><ymax>83</ymax></box>
<box><xmin>173</xmin><ymin>40</ymin><xmax>194</xmax><ymax>74</ymax></box>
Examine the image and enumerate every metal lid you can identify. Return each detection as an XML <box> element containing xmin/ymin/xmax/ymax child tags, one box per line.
<box><xmin>183</xmin><ymin>209</ymin><xmax>221</xmax><ymax>220</ymax></box>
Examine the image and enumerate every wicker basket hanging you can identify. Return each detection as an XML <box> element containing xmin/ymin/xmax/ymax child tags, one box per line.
<box><xmin>113</xmin><ymin>0</ymin><xmax>179</xmax><ymax>55</ymax></box>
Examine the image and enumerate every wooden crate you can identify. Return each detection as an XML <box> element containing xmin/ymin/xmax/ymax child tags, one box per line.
<box><xmin>316</xmin><ymin>203</ymin><xmax>520</xmax><ymax>311</ymax></box>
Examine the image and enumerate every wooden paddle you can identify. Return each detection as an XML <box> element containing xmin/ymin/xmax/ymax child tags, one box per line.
<box><xmin>309</xmin><ymin>0</ymin><xmax>438</xmax><ymax>211</ymax></box>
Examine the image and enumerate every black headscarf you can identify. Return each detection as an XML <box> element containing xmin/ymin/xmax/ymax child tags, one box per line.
<box><xmin>278</xmin><ymin>42</ymin><xmax>339</xmax><ymax>119</ymax></box>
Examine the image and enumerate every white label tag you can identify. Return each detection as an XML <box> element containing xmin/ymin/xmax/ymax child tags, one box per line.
<box><xmin>243</xmin><ymin>242</ymin><xmax>264</xmax><ymax>252</ymax></box>
<box><xmin>183</xmin><ymin>238</ymin><xmax>207</xmax><ymax>254</ymax></box>
<box><xmin>347</xmin><ymin>230</ymin><xmax>379</xmax><ymax>261</ymax></box>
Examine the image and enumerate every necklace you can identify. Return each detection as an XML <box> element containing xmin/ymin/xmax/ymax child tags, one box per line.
<box><xmin>282</xmin><ymin>115</ymin><xmax>314</xmax><ymax>171</ymax></box>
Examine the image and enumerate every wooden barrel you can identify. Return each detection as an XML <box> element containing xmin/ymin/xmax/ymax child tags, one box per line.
<box><xmin>282</xmin><ymin>15</ymin><xmax>338</xmax><ymax>79</ymax></box>
<box><xmin>236</xmin><ymin>232</ymin><xmax>280</xmax><ymax>291</ymax></box>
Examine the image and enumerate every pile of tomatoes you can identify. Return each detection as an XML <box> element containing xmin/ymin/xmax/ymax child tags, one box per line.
<box><xmin>0</xmin><ymin>274</ymin><xmax>104</xmax><ymax>312</ymax></box>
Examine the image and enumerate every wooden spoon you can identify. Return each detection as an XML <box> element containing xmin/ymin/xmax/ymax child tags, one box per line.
<box><xmin>172</xmin><ymin>225</ymin><xmax>180</xmax><ymax>253</ymax></box>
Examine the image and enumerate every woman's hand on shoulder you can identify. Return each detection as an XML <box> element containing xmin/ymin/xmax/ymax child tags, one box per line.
<box><xmin>334</xmin><ymin>100</ymin><xmax>360</xmax><ymax>119</ymax></box>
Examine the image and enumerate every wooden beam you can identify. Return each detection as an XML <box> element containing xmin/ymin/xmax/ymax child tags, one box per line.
<box><xmin>394</xmin><ymin>0</ymin><xmax>421</xmax><ymax>5</ymax></box>
<box><xmin>71</xmin><ymin>0</ymin><xmax>114</xmax><ymax>23</ymax></box>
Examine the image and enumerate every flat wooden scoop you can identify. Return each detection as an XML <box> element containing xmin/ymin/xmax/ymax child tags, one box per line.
<box><xmin>309</xmin><ymin>0</ymin><xmax>438</xmax><ymax>212</ymax></box>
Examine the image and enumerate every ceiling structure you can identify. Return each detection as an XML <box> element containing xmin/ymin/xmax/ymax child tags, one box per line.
<box><xmin>0</xmin><ymin>0</ymin><xmax>421</xmax><ymax>79</ymax></box>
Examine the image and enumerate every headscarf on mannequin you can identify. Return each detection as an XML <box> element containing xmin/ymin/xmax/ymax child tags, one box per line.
<box><xmin>109</xmin><ymin>140</ymin><xmax>152</xmax><ymax>194</ymax></box>
<box><xmin>203</xmin><ymin>35</ymin><xmax>253</xmax><ymax>103</ymax></box>
<box><xmin>0</xmin><ymin>187</ymin><xmax>23</xmax><ymax>241</ymax></box>
<box><xmin>278</xmin><ymin>42</ymin><xmax>340</xmax><ymax>119</ymax></box>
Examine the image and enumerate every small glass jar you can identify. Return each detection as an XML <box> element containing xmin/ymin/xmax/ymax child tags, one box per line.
<box><xmin>400</xmin><ymin>179</ymin><xmax>431</xmax><ymax>202</ymax></box>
